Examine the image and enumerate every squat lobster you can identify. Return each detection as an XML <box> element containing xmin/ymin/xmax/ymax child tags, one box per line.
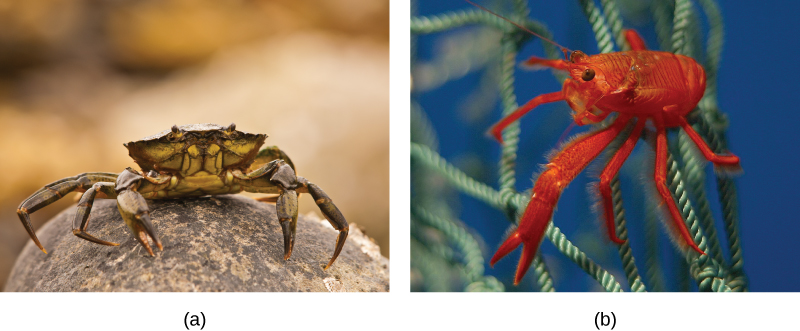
<box><xmin>488</xmin><ymin>29</ymin><xmax>741</xmax><ymax>285</ymax></box>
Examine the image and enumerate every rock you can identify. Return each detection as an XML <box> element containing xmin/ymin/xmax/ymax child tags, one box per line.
<box><xmin>4</xmin><ymin>194</ymin><xmax>388</xmax><ymax>292</ymax></box>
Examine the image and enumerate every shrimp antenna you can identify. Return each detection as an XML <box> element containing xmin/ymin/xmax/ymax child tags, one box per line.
<box><xmin>464</xmin><ymin>0</ymin><xmax>572</xmax><ymax>55</ymax></box>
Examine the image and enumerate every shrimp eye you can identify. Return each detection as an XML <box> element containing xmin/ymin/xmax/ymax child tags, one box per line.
<box><xmin>581</xmin><ymin>68</ymin><xmax>595</xmax><ymax>81</ymax></box>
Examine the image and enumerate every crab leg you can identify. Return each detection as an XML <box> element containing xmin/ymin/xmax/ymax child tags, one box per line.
<box><xmin>116</xmin><ymin>168</ymin><xmax>162</xmax><ymax>256</ymax></box>
<box><xmin>235</xmin><ymin>160</ymin><xmax>299</xmax><ymax>260</ymax></box>
<box><xmin>275</xmin><ymin>189</ymin><xmax>299</xmax><ymax>260</ymax></box>
<box><xmin>624</xmin><ymin>29</ymin><xmax>648</xmax><ymax>51</ymax></box>
<box><xmin>598</xmin><ymin>118</ymin><xmax>646</xmax><ymax>243</ymax></box>
<box><xmin>653</xmin><ymin>125</ymin><xmax>705</xmax><ymax>255</ymax></box>
<box><xmin>73</xmin><ymin>182</ymin><xmax>120</xmax><ymax>246</ymax></box>
<box><xmin>488</xmin><ymin>91</ymin><xmax>564</xmax><ymax>143</ymax></box>
<box><xmin>237</xmin><ymin>158</ymin><xmax>349</xmax><ymax>269</ymax></box>
<box><xmin>251</xmin><ymin>146</ymin><xmax>296</xmax><ymax>173</ymax></box>
<box><xmin>296</xmin><ymin>176</ymin><xmax>349</xmax><ymax>270</ymax></box>
<box><xmin>16</xmin><ymin>172</ymin><xmax>118</xmax><ymax>253</ymax></box>
<box><xmin>675</xmin><ymin>116</ymin><xmax>741</xmax><ymax>171</ymax></box>
<box><xmin>269</xmin><ymin>160</ymin><xmax>302</xmax><ymax>261</ymax></box>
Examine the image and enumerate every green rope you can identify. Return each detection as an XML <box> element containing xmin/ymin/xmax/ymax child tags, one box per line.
<box><xmin>611</xmin><ymin>176</ymin><xmax>646</xmax><ymax>292</ymax></box>
<box><xmin>685</xmin><ymin>3</ymin><xmax>704</xmax><ymax>60</ymax></box>
<box><xmin>665</xmin><ymin>147</ymin><xmax>731</xmax><ymax>292</ymax></box>
<box><xmin>578</xmin><ymin>0</ymin><xmax>616</xmax><ymax>53</ymax></box>
<box><xmin>544</xmin><ymin>221</ymin><xmax>624</xmax><ymax>292</ymax></box>
<box><xmin>497</xmin><ymin>33</ymin><xmax>522</xmax><ymax>203</ymax></box>
<box><xmin>677</xmin><ymin>130</ymin><xmax>725</xmax><ymax>263</ymax></box>
<box><xmin>694</xmin><ymin>0</ymin><xmax>748</xmax><ymax>291</ymax></box>
<box><xmin>671</xmin><ymin>0</ymin><xmax>692</xmax><ymax>56</ymax></box>
<box><xmin>531</xmin><ymin>256</ymin><xmax>555</xmax><ymax>292</ymax></box>
<box><xmin>411</xmin><ymin>222</ymin><xmax>455</xmax><ymax>265</ymax></box>
<box><xmin>411</xmin><ymin>237</ymin><xmax>457</xmax><ymax>291</ymax></box>
<box><xmin>411</xmin><ymin>76</ymin><xmax>499</xmax><ymax>290</ymax></box>
<box><xmin>411</xmin><ymin>143</ymin><xmax>505</xmax><ymax>210</ymax></box>
<box><xmin>410</xmin><ymin>102</ymin><xmax>438</xmax><ymax>149</ymax></box>
<box><xmin>512</xmin><ymin>0</ymin><xmax>530</xmax><ymax>19</ymax></box>
<box><xmin>643</xmin><ymin>203</ymin><xmax>666</xmax><ymax>291</ymax></box>
<box><xmin>697</xmin><ymin>0</ymin><xmax>724</xmax><ymax>102</ymax></box>
<box><xmin>694</xmin><ymin>115</ymin><xmax>749</xmax><ymax>291</ymax></box>
<box><xmin>412</xmin><ymin>206</ymin><xmax>505</xmax><ymax>292</ymax></box>
<box><xmin>599</xmin><ymin>0</ymin><xmax>628</xmax><ymax>51</ymax></box>
<box><xmin>651</xmin><ymin>0</ymin><xmax>673</xmax><ymax>51</ymax></box>
<box><xmin>411</xmin><ymin>9</ymin><xmax>509</xmax><ymax>34</ymax></box>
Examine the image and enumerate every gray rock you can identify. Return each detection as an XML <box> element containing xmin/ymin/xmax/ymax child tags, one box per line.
<box><xmin>5</xmin><ymin>194</ymin><xmax>388</xmax><ymax>292</ymax></box>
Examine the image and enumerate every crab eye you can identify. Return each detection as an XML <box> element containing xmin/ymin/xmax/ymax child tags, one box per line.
<box><xmin>227</xmin><ymin>123</ymin><xmax>236</xmax><ymax>132</ymax></box>
<box><xmin>581</xmin><ymin>68</ymin><xmax>595</xmax><ymax>81</ymax></box>
<box><xmin>167</xmin><ymin>125</ymin><xmax>184</xmax><ymax>141</ymax></box>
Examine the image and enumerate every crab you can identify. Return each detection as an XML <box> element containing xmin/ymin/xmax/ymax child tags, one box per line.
<box><xmin>16</xmin><ymin>123</ymin><xmax>349</xmax><ymax>269</ymax></box>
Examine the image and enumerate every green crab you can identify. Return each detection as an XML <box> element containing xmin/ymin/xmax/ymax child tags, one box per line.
<box><xmin>17</xmin><ymin>123</ymin><xmax>349</xmax><ymax>269</ymax></box>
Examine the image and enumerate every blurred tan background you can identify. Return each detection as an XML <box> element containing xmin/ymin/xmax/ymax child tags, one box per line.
<box><xmin>0</xmin><ymin>0</ymin><xmax>388</xmax><ymax>288</ymax></box>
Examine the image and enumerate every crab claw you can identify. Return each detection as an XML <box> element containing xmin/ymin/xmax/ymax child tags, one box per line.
<box><xmin>279</xmin><ymin>221</ymin><xmax>295</xmax><ymax>260</ymax></box>
<box><xmin>327</xmin><ymin>227</ymin><xmax>348</xmax><ymax>270</ymax></box>
<box><xmin>276</xmin><ymin>190</ymin><xmax>298</xmax><ymax>260</ymax></box>
<box><xmin>301</xmin><ymin>180</ymin><xmax>349</xmax><ymax>270</ymax></box>
<box><xmin>489</xmin><ymin>232</ymin><xmax>537</xmax><ymax>285</ymax></box>
<box><xmin>73</xmin><ymin>230</ymin><xmax>120</xmax><ymax>247</ymax></box>
<box><xmin>117</xmin><ymin>187</ymin><xmax>162</xmax><ymax>256</ymax></box>
<box><xmin>73</xmin><ymin>182</ymin><xmax>120</xmax><ymax>247</ymax></box>
<box><xmin>131</xmin><ymin>213</ymin><xmax>163</xmax><ymax>256</ymax></box>
<box><xmin>242</xmin><ymin>159</ymin><xmax>350</xmax><ymax>269</ymax></box>
<box><xmin>17</xmin><ymin>207</ymin><xmax>48</xmax><ymax>254</ymax></box>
